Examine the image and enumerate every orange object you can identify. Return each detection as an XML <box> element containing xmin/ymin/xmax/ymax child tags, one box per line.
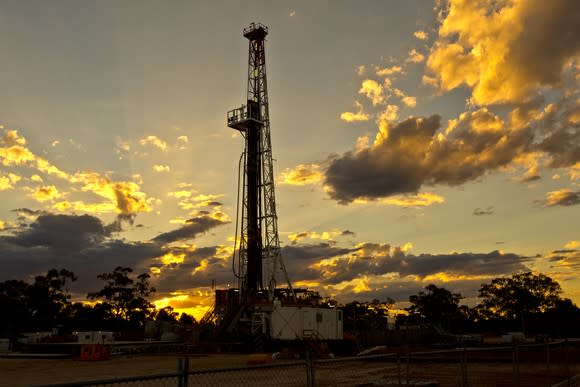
<box><xmin>79</xmin><ymin>344</ymin><xmax>110</xmax><ymax>361</ymax></box>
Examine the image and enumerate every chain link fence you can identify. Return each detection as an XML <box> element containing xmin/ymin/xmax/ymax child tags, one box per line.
<box><xmin>31</xmin><ymin>339</ymin><xmax>580</xmax><ymax>387</ymax></box>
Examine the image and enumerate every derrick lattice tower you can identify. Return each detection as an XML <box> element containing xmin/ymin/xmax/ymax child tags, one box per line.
<box><xmin>227</xmin><ymin>23</ymin><xmax>293</xmax><ymax>301</ymax></box>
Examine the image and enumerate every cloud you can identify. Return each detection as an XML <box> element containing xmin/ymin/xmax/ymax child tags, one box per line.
<box><xmin>0</xmin><ymin>211</ymin><xmax>231</xmax><ymax>294</ymax></box>
<box><xmin>1</xmin><ymin>213</ymin><xmax>108</xmax><ymax>254</ymax></box>
<box><xmin>401</xmin><ymin>96</ymin><xmax>417</xmax><ymax>108</ymax></box>
<box><xmin>171</xmin><ymin>191</ymin><xmax>225</xmax><ymax>211</ymax></box>
<box><xmin>289</xmin><ymin>9</ymin><xmax>296</xmax><ymax>17</ymax></box>
<box><xmin>473</xmin><ymin>206</ymin><xmax>494</xmax><ymax>216</ymax></box>
<box><xmin>565</xmin><ymin>241</ymin><xmax>580</xmax><ymax>249</ymax></box>
<box><xmin>376</xmin><ymin>66</ymin><xmax>403</xmax><ymax>77</ymax></box>
<box><xmin>27</xmin><ymin>185</ymin><xmax>64</xmax><ymax>202</ymax></box>
<box><xmin>340</xmin><ymin>101</ymin><xmax>370</xmax><ymax>122</ymax></box>
<box><xmin>279</xmin><ymin>163</ymin><xmax>324</xmax><ymax>186</ymax></box>
<box><xmin>139</xmin><ymin>135</ymin><xmax>167</xmax><ymax>151</ymax></box>
<box><xmin>406</xmin><ymin>49</ymin><xmax>425</xmax><ymax>64</ymax></box>
<box><xmin>287</xmin><ymin>230</ymin><xmax>341</xmax><ymax>245</ymax></box>
<box><xmin>277</xmin><ymin>242</ymin><xmax>531</xmax><ymax>302</ymax></box>
<box><xmin>152</xmin><ymin>215</ymin><xmax>227</xmax><ymax>245</ymax></box>
<box><xmin>546</xmin><ymin>249</ymin><xmax>580</xmax><ymax>270</ymax></box>
<box><xmin>0</xmin><ymin>173</ymin><xmax>21</xmax><ymax>191</ymax></box>
<box><xmin>341</xmin><ymin>230</ymin><xmax>355</xmax><ymax>237</ymax></box>
<box><xmin>0</xmin><ymin>128</ymin><xmax>154</xmax><ymax>217</ymax></box>
<box><xmin>359</xmin><ymin>79</ymin><xmax>385</xmax><ymax>106</ymax></box>
<box><xmin>351</xmin><ymin>192</ymin><xmax>444</xmax><ymax>208</ymax></box>
<box><xmin>324</xmin><ymin>107</ymin><xmax>542</xmax><ymax>204</ymax></box>
<box><xmin>153</xmin><ymin>164</ymin><xmax>171</xmax><ymax>173</ymax></box>
<box><xmin>377</xmin><ymin>104</ymin><xmax>400</xmax><ymax>123</ymax></box>
<box><xmin>541</xmin><ymin>189</ymin><xmax>580</xmax><ymax>207</ymax></box>
<box><xmin>413</xmin><ymin>30</ymin><xmax>428</xmax><ymax>41</ymax></box>
<box><xmin>427</xmin><ymin>0</ymin><xmax>580</xmax><ymax>105</ymax></box>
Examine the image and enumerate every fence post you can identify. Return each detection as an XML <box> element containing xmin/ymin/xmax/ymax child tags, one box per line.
<box><xmin>460</xmin><ymin>347</ymin><xmax>468</xmax><ymax>387</ymax></box>
<box><xmin>178</xmin><ymin>357</ymin><xmax>189</xmax><ymax>387</ymax></box>
<box><xmin>512</xmin><ymin>341</ymin><xmax>520</xmax><ymax>387</ymax></box>
<box><xmin>565</xmin><ymin>337</ymin><xmax>570</xmax><ymax>386</ymax></box>
<box><xmin>406</xmin><ymin>348</ymin><xmax>410</xmax><ymax>384</ymax></box>
<box><xmin>397</xmin><ymin>354</ymin><xmax>402</xmax><ymax>387</ymax></box>
<box><xmin>546</xmin><ymin>337</ymin><xmax>551</xmax><ymax>387</ymax></box>
<box><xmin>306</xmin><ymin>349</ymin><xmax>315</xmax><ymax>387</ymax></box>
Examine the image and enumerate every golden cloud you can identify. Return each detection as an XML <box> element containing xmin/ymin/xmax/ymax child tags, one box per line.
<box><xmin>340</xmin><ymin>101</ymin><xmax>370</xmax><ymax>122</ymax></box>
<box><xmin>71</xmin><ymin>172</ymin><xmax>152</xmax><ymax>215</ymax></box>
<box><xmin>543</xmin><ymin>188</ymin><xmax>580</xmax><ymax>207</ymax></box>
<box><xmin>565</xmin><ymin>241</ymin><xmax>580</xmax><ymax>249</ymax></box>
<box><xmin>28</xmin><ymin>185</ymin><xmax>63</xmax><ymax>202</ymax></box>
<box><xmin>402</xmin><ymin>96</ymin><xmax>417</xmax><ymax>108</ymax></box>
<box><xmin>413</xmin><ymin>30</ymin><xmax>428</xmax><ymax>41</ymax></box>
<box><xmin>287</xmin><ymin>230</ymin><xmax>341</xmax><ymax>244</ymax></box>
<box><xmin>153</xmin><ymin>164</ymin><xmax>171</xmax><ymax>173</ymax></box>
<box><xmin>359</xmin><ymin>79</ymin><xmax>385</xmax><ymax>106</ymax></box>
<box><xmin>353</xmin><ymin>192</ymin><xmax>445</xmax><ymax>208</ymax></box>
<box><xmin>0</xmin><ymin>173</ymin><xmax>21</xmax><ymax>191</ymax></box>
<box><xmin>376</xmin><ymin>65</ymin><xmax>403</xmax><ymax>77</ymax></box>
<box><xmin>175</xmin><ymin>193</ymin><xmax>224</xmax><ymax>210</ymax></box>
<box><xmin>428</xmin><ymin>0</ymin><xmax>580</xmax><ymax>105</ymax></box>
<box><xmin>139</xmin><ymin>135</ymin><xmax>167</xmax><ymax>151</ymax></box>
<box><xmin>407</xmin><ymin>49</ymin><xmax>425</xmax><ymax>63</ymax></box>
<box><xmin>279</xmin><ymin>163</ymin><xmax>324</xmax><ymax>186</ymax></box>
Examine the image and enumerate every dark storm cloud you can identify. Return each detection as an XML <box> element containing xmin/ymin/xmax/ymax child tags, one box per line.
<box><xmin>2</xmin><ymin>214</ymin><xmax>107</xmax><ymax>253</ymax></box>
<box><xmin>0</xmin><ymin>214</ymin><xmax>165</xmax><ymax>293</ymax></box>
<box><xmin>473</xmin><ymin>206</ymin><xmax>494</xmax><ymax>216</ymax></box>
<box><xmin>152</xmin><ymin>216</ymin><xmax>228</xmax><ymax>244</ymax></box>
<box><xmin>0</xmin><ymin>212</ymin><xmax>228</xmax><ymax>294</ymax></box>
<box><xmin>324</xmin><ymin>113</ymin><xmax>535</xmax><ymax>204</ymax></box>
<box><xmin>341</xmin><ymin>230</ymin><xmax>355</xmax><ymax>237</ymax></box>
<box><xmin>325</xmin><ymin>116</ymin><xmax>441</xmax><ymax>203</ymax></box>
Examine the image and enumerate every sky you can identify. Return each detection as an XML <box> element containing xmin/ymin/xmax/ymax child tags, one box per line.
<box><xmin>0</xmin><ymin>0</ymin><xmax>579</xmax><ymax>319</ymax></box>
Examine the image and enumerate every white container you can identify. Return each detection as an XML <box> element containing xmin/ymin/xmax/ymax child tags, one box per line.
<box><xmin>269</xmin><ymin>304</ymin><xmax>343</xmax><ymax>340</ymax></box>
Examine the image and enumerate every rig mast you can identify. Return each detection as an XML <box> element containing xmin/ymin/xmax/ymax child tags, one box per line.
<box><xmin>227</xmin><ymin>23</ymin><xmax>293</xmax><ymax>302</ymax></box>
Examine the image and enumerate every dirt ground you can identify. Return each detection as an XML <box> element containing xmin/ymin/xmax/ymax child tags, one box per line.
<box><xmin>0</xmin><ymin>354</ymin><xmax>250</xmax><ymax>387</ymax></box>
<box><xmin>1</xmin><ymin>353</ymin><xmax>579</xmax><ymax>387</ymax></box>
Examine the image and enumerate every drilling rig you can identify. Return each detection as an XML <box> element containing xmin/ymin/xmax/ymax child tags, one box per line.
<box><xmin>210</xmin><ymin>23</ymin><xmax>343</xmax><ymax>349</ymax></box>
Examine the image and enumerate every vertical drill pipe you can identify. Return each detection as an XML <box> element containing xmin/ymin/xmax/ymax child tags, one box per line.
<box><xmin>245</xmin><ymin>119</ymin><xmax>262</xmax><ymax>296</ymax></box>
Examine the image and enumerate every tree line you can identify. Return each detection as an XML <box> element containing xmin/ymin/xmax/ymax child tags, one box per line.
<box><xmin>0</xmin><ymin>266</ymin><xmax>195</xmax><ymax>339</ymax></box>
<box><xmin>1</xmin><ymin>268</ymin><xmax>579</xmax><ymax>340</ymax></box>
<box><xmin>340</xmin><ymin>272</ymin><xmax>580</xmax><ymax>339</ymax></box>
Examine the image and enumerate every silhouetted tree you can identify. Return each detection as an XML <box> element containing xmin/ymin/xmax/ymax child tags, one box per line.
<box><xmin>28</xmin><ymin>269</ymin><xmax>77</xmax><ymax>330</ymax></box>
<box><xmin>477</xmin><ymin>272</ymin><xmax>562</xmax><ymax>333</ymax></box>
<box><xmin>0</xmin><ymin>279</ymin><xmax>31</xmax><ymax>336</ymax></box>
<box><xmin>155</xmin><ymin>306</ymin><xmax>179</xmax><ymax>323</ymax></box>
<box><xmin>88</xmin><ymin>266</ymin><xmax>156</xmax><ymax>329</ymax></box>
<box><xmin>179</xmin><ymin>313</ymin><xmax>197</xmax><ymax>326</ymax></box>
<box><xmin>407</xmin><ymin>284</ymin><xmax>462</xmax><ymax>331</ymax></box>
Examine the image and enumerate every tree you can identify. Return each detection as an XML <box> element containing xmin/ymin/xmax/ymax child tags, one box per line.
<box><xmin>0</xmin><ymin>279</ymin><xmax>31</xmax><ymax>335</ymax></box>
<box><xmin>407</xmin><ymin>284</ymin><xmax>463</xmax><ymax>331</ymax></box>
<box><xmin>88</xmin><ymin>266</ymin><xmax>156</xmax><ymax>328</ymax></box>
<box><xmin>28</xmin><ymin>269</ymin><xmax>77</xmax><ymax>329</ymax></box>
<box><xmin>155</xmin><ymin>306</ymin><xmax>179</xmax><ymax>323</ymax></box>
<box><xmin>179</xmin><ymin>313</ymin><xmax>197</xmax><ymax>326</ymax></box>
<box><xmin>477</xmin><ymin>272</ymin><xmax>562</xmax><ymax>332</ymax></box>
